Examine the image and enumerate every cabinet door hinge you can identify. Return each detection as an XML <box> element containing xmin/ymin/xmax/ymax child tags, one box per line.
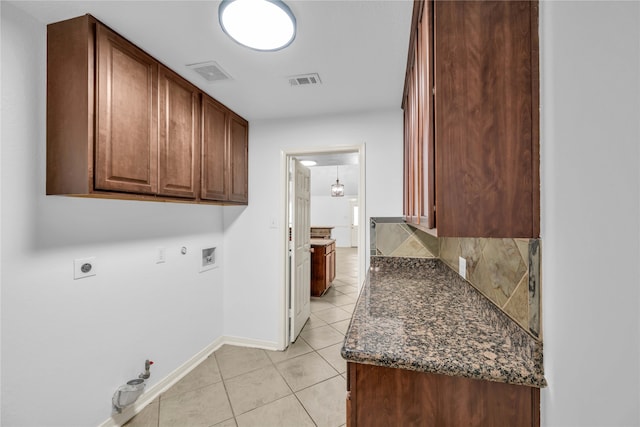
<box><xmin>432</xmin><ymin>86</ymin><xmax>435</xmax><ymax>95</ymax></box>
<box><xmin>288</xmin><ymin>308</ymin><xmax>293</xmax><ymax>318</ymax></box>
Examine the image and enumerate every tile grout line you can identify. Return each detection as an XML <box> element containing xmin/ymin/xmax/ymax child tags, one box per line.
<box><xmin>136</xmin><ymin>248</ymin><xmax>358</xmax><ymax>427</ymax></box>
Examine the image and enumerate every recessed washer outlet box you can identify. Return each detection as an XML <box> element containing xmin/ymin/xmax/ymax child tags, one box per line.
<box><xmin>200</xmin><ymin>247</ymin><xmax>217</xmax><ymax>272</ymax></box>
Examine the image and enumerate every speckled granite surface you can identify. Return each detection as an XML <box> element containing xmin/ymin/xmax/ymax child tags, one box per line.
<box><xmin>341</xmin><ymin>257</ymin><xmax>547</xmax><ymax>388</ymax></box>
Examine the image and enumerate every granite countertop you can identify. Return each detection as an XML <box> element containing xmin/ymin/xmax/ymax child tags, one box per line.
<box><xmin>310</xmin><ymin>238</ymin><xmax>335</xmax><ymax>246</ymax></box>
<box><xmin>341</xmin><ymin>257</ymin><xmax>547</xmax><ymax>388</ymax></box>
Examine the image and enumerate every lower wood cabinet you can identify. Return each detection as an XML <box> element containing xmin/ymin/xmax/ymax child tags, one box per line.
<box><xmin>346</xmin><ymin>362</ymin><xmax>540</xmax><ymax>427</ymax></box>
<box><xmin>311</xmin><ymin>240</ymin><xmax>336</xmax><ymax>296</ymax></box>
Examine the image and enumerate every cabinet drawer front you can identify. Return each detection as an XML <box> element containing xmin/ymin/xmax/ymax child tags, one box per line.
<box><xmin>95</xmin><ymin>23</ymin><xmax>158</xmax><ymax>195</ymax></box>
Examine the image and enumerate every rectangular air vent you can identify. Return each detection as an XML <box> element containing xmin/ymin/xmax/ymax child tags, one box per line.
<box><xmin>289</xmin><ymin>73</ymin><xmax>322</xmax><ymax>86</ymax></box>
<box><xmin>187</xmin><ymin>61</ymin><xmax>232</xmax><ymax>82</ymax></box>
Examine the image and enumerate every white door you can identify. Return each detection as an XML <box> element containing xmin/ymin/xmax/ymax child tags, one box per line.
<box><xmin>350</xmin><ymin>199</ymin><xmax>359</xmax><ymax>248</ymax></box>
<box><xmin>290</xmin><ymin>159</ymin><xmax>311</xmax><ymax>342</ymax></box>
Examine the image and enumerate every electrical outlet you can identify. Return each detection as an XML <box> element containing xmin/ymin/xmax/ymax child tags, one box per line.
<box><xmin>74</xmin><ymin>257</ymin><xmax>96</xmax><ymax>280</ymax></box>
<box><xmin>200</xmin><ymin>247</ymin><xmax>217</xmax><ymax>272</ymax></box>
<box><xmin>458</xmin><ymin>256</ymin><xmax>466</xmax><ymax>279</ymax></box>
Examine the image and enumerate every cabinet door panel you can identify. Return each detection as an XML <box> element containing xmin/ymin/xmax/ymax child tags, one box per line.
<box><xmin>201</xmin><ymin>96</ymin><xmax>228</xmax><ymax>201</ymax></box>
<box><xmin>403</xmin><ymin>0</ymin><xmax>434</xmax><ymax>229</ymax></box>
<box><xmin>229</xmin><ymin>114</ymin><xmax>249</xmax><ymax>203</ymax></box>
<box><xmin>95</xmin><ymin>24</ymin><xmax>158</xmax><ymax>194</ymax></box>
<box><xmin>158</xmin><ymin>66</ymin><xmax>199</xmax><ymax>198</ymax></box>
<box><xmin>435</xmin><ymin>1</ymin><xmax>534</xmax><ymax>237</ymax></box>
<box><xmin>351</xmin><ymin>362</ymin><xmax>538</xmax><ymax>426</ymax></box>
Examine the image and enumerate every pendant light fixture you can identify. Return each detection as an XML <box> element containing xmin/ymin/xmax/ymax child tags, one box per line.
<box><xmin>331</xmin><ymin>166</ymin><xmax>345</xmax><ymax>197</ymax></box>
<box><xmin>219</xmin><ymin>0</ymin><xmax>296</xmax><ymax>51</ymax></box>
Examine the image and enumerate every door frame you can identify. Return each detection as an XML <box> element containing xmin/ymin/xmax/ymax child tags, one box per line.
<box><xmin>349</xmin><ymin>198</ymin><xmax>359</xmax><ymax>248</ymax></box>
<box><xmin>279</xmin><ymin>144</ymin><xmax>366</xmax><ymax>350</ymax></box>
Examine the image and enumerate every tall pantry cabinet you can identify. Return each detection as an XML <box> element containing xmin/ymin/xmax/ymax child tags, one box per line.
<box><xmin>403</xmin><ymin>0</ymin><xmax>540</xmax><ymax>238</ymax></box>
<box><xmin>47</xmin><ymin>14</ymin><xmax>248</xmax><ymax>205</ymax></box>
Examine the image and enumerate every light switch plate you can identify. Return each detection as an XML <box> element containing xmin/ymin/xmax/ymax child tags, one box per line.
<box><xmin>458</xmin><ymin>256</ymin><xmax>466</xmax><ymax>279</ymax></box>
<box><xmin>74</xmin><ymin>257</ymin><xmax>96</xmax><ymax>280</ymax></box>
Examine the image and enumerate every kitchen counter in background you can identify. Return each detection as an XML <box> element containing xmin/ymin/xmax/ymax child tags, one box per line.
<box><xmin>341</xmin><ymin>256</ymin><xmax>546</xmax><ymax>388</ymax></box>
<box><xmin>310</xmin><ymin>238</ymin><xmax>335</xmax><ymax>246</ymax></box>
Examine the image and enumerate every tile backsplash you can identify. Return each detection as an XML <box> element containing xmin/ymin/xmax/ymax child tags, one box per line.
<box><xmin>370</xmin><ymin>217</ymin><xmax>439</xmax><ymax>258</ymax></box>
<box><xmin>370</xmin><ymin>218</ymin><xmax>541</xmax><ymax>341</ymax></box>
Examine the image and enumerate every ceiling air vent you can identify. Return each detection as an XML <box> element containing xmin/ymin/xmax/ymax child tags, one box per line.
<box><xmin>187</xmin><ymin>61</ymin><xmax>232</xmax><ymax>82</ymax></box>
<box><xmin>289</xmin><ymin>73</ymin><xmax>322</xmax><ymax>87</ymax></box>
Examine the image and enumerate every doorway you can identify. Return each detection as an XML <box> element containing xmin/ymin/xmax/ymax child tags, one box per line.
<box><xmin>281</xmin><ymin>145</ymin><xmax>366</xmax><ymax>349</ymax></box>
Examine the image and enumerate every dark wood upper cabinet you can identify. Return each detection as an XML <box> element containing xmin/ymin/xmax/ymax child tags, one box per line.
<box><xmin>158</xmin><ymin>65</ymin><xmax>200</xmax><ymax>199</ymax></box>
<box><xmin>95</xmin><ymin>23</ymin><xmax>159</xmax><ymax>195</ymax></box>
<box><xmin>201</xmin><ymin>95</ymin><xmax>229</xmax><ymax>201</ymax></box>
<box><xmin>200</xmin><ymin>96</ymin><xmax>249</xmax><ymax>203</ymax></box>
<box><xmin>228</xmin><ymin>113</ymin><xmax>249</xmax><ymax>204</ymax></box>
<box><xmin>403</xmin><ymin>0</ymin><xmax>539</xmax><ymax>237</ymax></box>
<box><xmin>47</xmin><ymin>14</ymin><xmax>248</xmax><ymax>205</ymax></box>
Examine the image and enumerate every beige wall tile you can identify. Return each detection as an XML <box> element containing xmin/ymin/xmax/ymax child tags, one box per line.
<box><xmin>502</xmin><ymin>275</ymin><xmax>529</xmax><ymax>329</ymax></box>
<box><xmin>376</xmin><ymin>223</ymin><xmax>412</xmax><ymax>255</ymax></box>
<box><xmin>412</xmin><ymin>227</ymin><xmax>440</xmax><ymax>256</ymax></box>
<box><xmin>439</xmin><ymin>237</ymin><xmax>460</xmax><ymax>272</ymax></box>
<box><xmin>460</xmin><ymin>238</ymin><xmax>486</xmax><ymax>278</ymax></box>
<box><xmin>391</xmin><ymin>235</ymin><xmax>435</xmax><ymax>258</ymax></box>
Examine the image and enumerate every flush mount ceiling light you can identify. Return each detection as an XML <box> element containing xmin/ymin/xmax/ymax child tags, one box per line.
<box><xmin>300</xmin><ymin>160</ymin><xmax>317</xmax><ymax>167</ymax></box>
<box><xmin>219</xmin><ymin>0</ymin><xmax>296</xmax><ymax>51</ymax></box>
<box><xmin>331</xmin><ymin>166</ymin><xmax>345</xmax><ymax>197</ymax></box>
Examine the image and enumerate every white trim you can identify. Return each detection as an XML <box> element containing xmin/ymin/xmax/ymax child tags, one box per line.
<box><xmin>98</xmin><ymin>335</ymin><xmax>279</xmax><ymax>427</ymax></box>
<box><xmin>280</xmin><ymin>144</ymin><xmax>367</xmax><ymax>350</ymax></box>
<box><xmin>222</xmin><ymin>335</ymin><xmax>280</xmax><ymax>351</ymax></box>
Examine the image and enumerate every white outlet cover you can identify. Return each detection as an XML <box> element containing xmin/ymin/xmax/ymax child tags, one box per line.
<box><xmin>74</xmin><ymin>257</ymin><xmax>97</xmax><ymax>280</ymax></box>
<box><xmin>458</xmin><ymin>256</ymin><xmax>466</xmax><ymax>279</ymax></box>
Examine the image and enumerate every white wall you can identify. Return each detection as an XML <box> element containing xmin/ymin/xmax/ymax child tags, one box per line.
<box><xmin>310</xmin><ymin>196</ymin><xmax>357</xmax><ymax>247</ymax></box>
<box><xmin>540</xmin><ymin>1</ymin><xmax>640</xmax><ymax>425</ymax></box>
<box><xmin>224</xmin><ymin>111</ymin><xmax>403</xmax><ymax>346</ymax></box>
<box><xmin>310</xmin><ymin>165</ymin><xmax>359</xmax><ymax>248</ymax></box>
<box><xmin>1</xmin><ymin>4</ymin><xmax>226</xmax><ymax>426</ymax></box>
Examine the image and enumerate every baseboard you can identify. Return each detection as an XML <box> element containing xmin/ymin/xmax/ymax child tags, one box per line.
<box><xmin>222</xmin><ymin>335</ymin><xmax>280</xmax><ymax>351</ymax></box>
<box><xmin>98</xmin><ymin>335</ymin><xmax>279</xmax><ymax>427</ymax></box>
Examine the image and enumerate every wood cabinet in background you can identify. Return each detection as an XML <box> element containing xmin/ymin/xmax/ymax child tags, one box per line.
<box><xmin>403</xmin><ymin>0</ymin><xmax>540</xmax><ymax>237</ymax></box>
<box><xmin>311</xmin><ymin>240</ymin><xmax>336</xmax><ymax>297</ymax></box>
<box><xmin>346</xmin><ymin>362</ymin><xmax>540</xmax><ymax>427</ymax></box>
<box><xmin>47</xmin><ymin>14</ymin><xmax>248</xmax><ymax>205</ymax></box>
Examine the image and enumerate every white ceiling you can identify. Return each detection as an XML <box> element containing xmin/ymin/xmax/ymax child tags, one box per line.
<box><xmin>12</xmin><ymin>0</ymin><xmax>413</xmax><ymax>122</ymax></box>
<box><xmin>296</xmin><ymin>151</ymin><xmax>359</xmax><ymax>167</ymax></box>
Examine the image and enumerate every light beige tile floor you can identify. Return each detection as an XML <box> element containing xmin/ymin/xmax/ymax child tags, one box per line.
<box><xmin>126</xmin><ymin>247</ymin><xmax>358</xmax><ymax>427</ymax></box>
